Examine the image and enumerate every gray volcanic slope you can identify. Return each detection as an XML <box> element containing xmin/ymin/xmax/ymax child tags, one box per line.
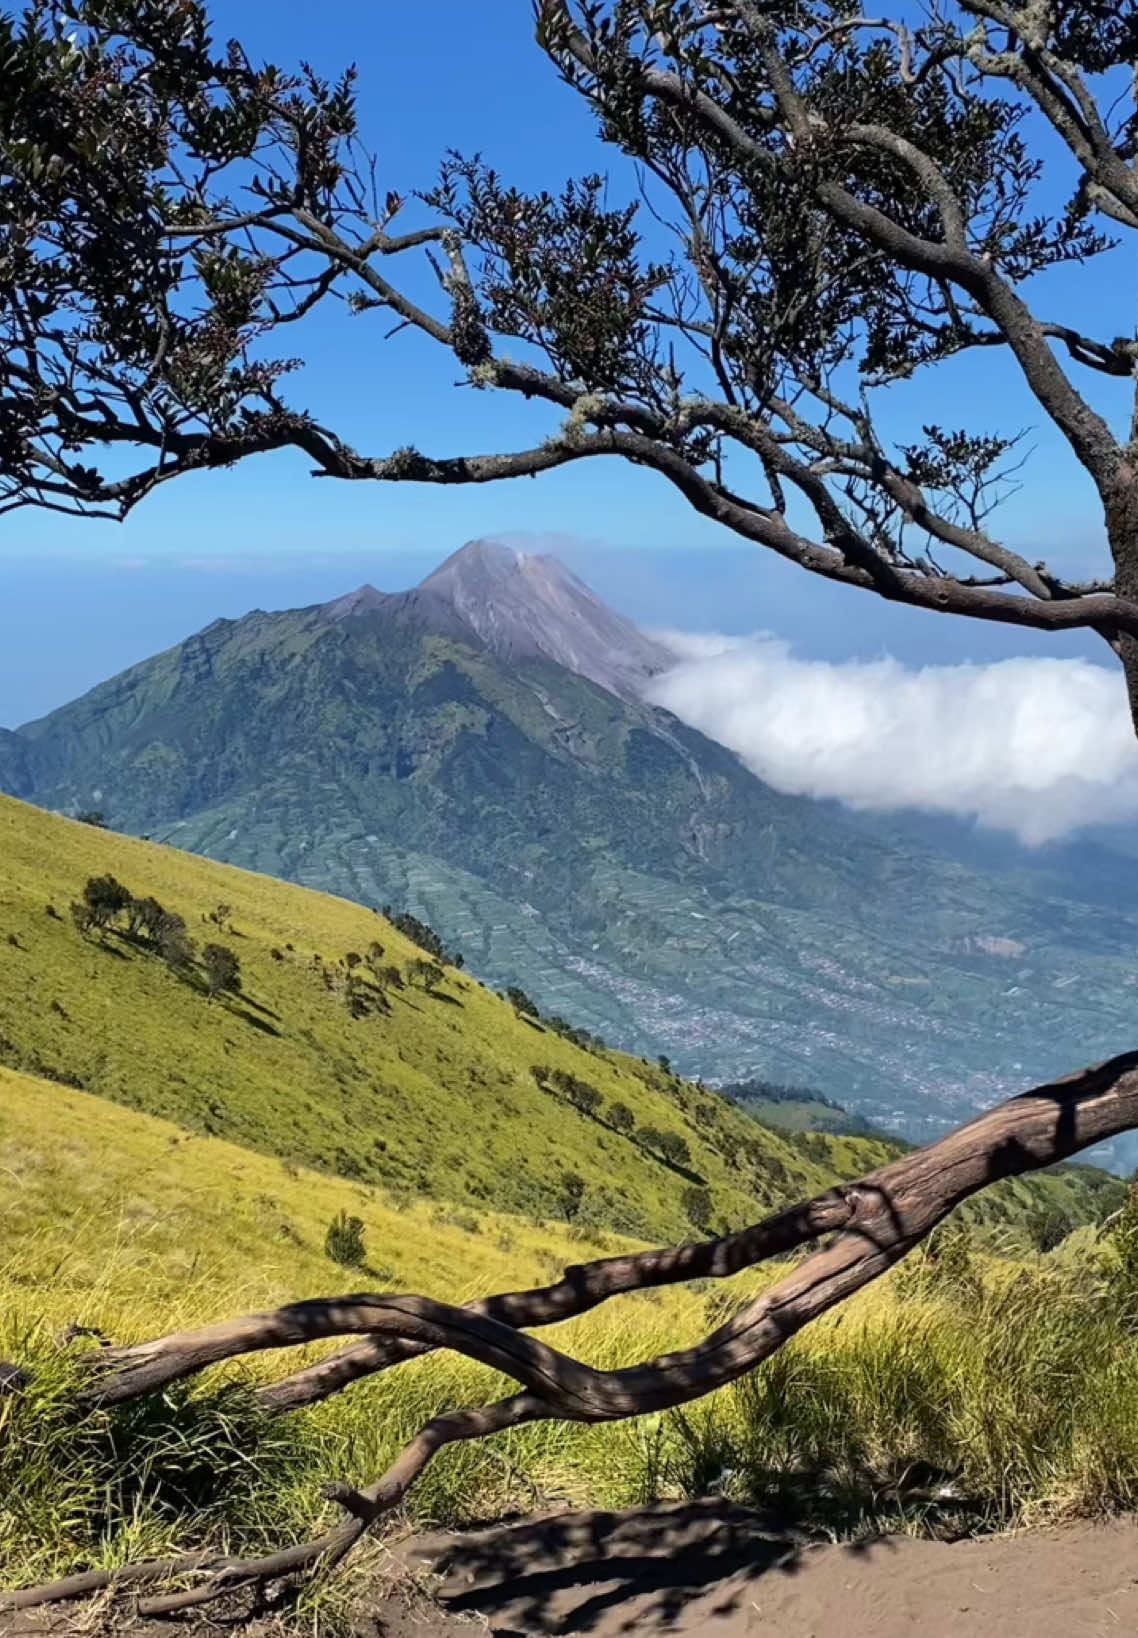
<box><xmin>417</xmin><ymin>539</ymin><xmax>677</xmax><ymax>696</ymax></box>
<box><xmin>318</xmin><ymin>542</ymin><xmax>675</xmax><ymax>698</ymax></box>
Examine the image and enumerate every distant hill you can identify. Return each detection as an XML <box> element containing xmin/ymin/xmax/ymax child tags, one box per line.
<box><xmin>719</xmin><ymin>1077</ymin><xmax>896</xmax><ymax>1140</ymax></box>
<box><xmin>0</xmin><ymin>793</ymin><xmax>1124</xmax><ymax>1251</ymax></box>
<box><xmin>3</xmin><ymin>541</ymin><xmax>1138</xmax><ymax>1163</ymax></box>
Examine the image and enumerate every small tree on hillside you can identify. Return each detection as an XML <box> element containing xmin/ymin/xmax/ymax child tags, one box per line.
<box><xmin>506</xmin><ymin>985</ymin><xmax>540</xmax><ymax>1018</ymax></box>
<box><xmin>566</xmin><ymin>1079</ymin><xmax>602</xmax><ymax>1118</ymax></box>
<box><xmin>131</xmin><ymin>896</ymin><xmax>167</xmax><ymax>942</ymax></box>
<box><xmin>640</xmin><ymin>1127</ymin><xmax>693</xmax><ymax>1169</ymax></box>
<box><xmin>81</xmin><ymin>875</ymin><xmax>130</xmax><ymax>930</ymax></box>
<box><xmin>156</xmin><ymin>913</ymin><xmax>196</xmax><ymax>974</ymax></box>
<box><xmin>608</xmin><ymin>1101</ymin><xmax>636</xmax><ymax>1135</ymax></box>
<box><xmin>202</xmin><ymin>943</ymin><xmax>242</xmax><ymax>1000</ymax></box>
<box><xmin>68</xmin><ymin>901</ymin><xmax>92</xmax><ymax>935</ymax></box>
<box><xmin>407</xmin><ymin>958</ymin><xmax>445</xmax><ymax>992</ymax></box>
<box><xmin>660</xmin><ymin>1133</ymin><xmax>693</xmax><ymax>1169</ymax></box>
<box><xmin>682</xmin><ymin>1186</ymin><xmax>715</xmax><ymax>1234</ymax></box>
<box><xmin>559</xmin><ymin>1170</ymin><xmax>587</xmax><ymax>1222</ymax></box>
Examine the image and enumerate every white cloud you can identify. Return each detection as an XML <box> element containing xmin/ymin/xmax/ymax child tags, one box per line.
<box><xmin>644</xmin><ymin>633</ymin><xmax>1138</xmax><ymax>845</ymax></box>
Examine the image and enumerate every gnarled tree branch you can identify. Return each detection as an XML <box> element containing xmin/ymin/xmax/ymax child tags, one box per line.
<box><xmin>6</xmin><ymin>1049</ymin><xmax>1138</xmax><ymax>1614</ymax></box>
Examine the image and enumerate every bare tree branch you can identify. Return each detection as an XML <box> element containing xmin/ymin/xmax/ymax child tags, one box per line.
<box><xmin>6</xmin><ymin>1049</ymin><xmax>1138</xmax><ymax>1614</ymax></box>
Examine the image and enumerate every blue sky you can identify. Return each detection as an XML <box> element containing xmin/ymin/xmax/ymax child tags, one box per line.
<box><xmin>1</xmin><ymin>0</ymin><xmax>1132</xmax><ymax>728</ymax></box>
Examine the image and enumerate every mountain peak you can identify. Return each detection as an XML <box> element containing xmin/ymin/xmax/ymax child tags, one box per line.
<box><xmin>421</xmin><ymin>538</ymin><xmax>528</xmax><ymax>582</ymax></box>
<box><xmin>319</xmin><ymin>583</ymin><xmax>388</xmax><ymax>621</ymax></box>
<box><xmin>416</xmin><ymin>538</ymin><xmax>675</xmax><ymax>698</ymax></box>
<box><xmin>314</xmin><ymin>538</ymin><xmax>675</xmax><ymax>699</ymax></box>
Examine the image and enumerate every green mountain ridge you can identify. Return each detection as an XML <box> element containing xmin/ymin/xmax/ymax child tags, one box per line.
<box><xmin>3</xmin><ymin>542</ymin><xmax>1138</xmax><ymax>1166</ymax></box>
<box><xmin>718</xmin><ymin>1076</ymin><xmax>893</xmax><ymax>1140</ymax></box>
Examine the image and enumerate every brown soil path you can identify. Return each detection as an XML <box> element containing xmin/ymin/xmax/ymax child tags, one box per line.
<box><xmin>400</xmin><ymin>1499</ymin><xmax>1138</xmax><ymax>1637</ymax></box>
<box><xmin>6</xmin><ymin>1503</ymin><xmax>1138</xmax><ymax>1636</ymax></box>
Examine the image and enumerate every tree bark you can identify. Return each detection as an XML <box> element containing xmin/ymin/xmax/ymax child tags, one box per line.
<box><xmin>1107</xmin><ymin>460</ymin><xmax>1138</xmax><ymax>733</ymax></box>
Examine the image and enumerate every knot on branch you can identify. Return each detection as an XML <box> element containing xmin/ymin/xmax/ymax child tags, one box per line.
<box><xmin>58</xmin><ymin>1323</ymin><xmax>111</xmax><ymax>1348</ymax></box>
<box><xmin>450</xmin><ymin>284</ymin><xmax>491</xmax><ymax>368</ymax></box>
<box><xmin>379</xmin><ymin>445</ymin><xmax>432</xmax><ymax>480</ymax></box>
<box><xmin>320</xmin><ymin>1482</ymin><xmax>378</xmax><ymax>1523</ymax></box>
<box><xmin>568</xmin><ymin>392</ymin><xmax>610</xmax><ymax>427</ymax></box>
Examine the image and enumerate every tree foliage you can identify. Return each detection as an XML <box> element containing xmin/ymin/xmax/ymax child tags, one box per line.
<box><xmin>155</xmin><ymin>910</ymin><xmax>195</xmax><ymax>972</ymax></box>
<box><xmin>202</xmin><ymin>941</ymin><xmax>241</xmax><ymax>998</ymax></box>
<box><xmin>381</xmin><ymin>909</ymin><xmax>463</xmax><ymax>967</ymax></box>
<box><xmin>506</xmin><ymin>984</ymin><xmax>541</xmax><ymax>1017</ymax></box>
<box><xmin>80</xmin><ymin>873</ymin><xmax>129</xmax><ymax>928</ymax></box>
<box><xmin>559</xmin><ymin>1168</ymin><xmax>587</xmax><ymax>1220</ymax></box>
<box><xmin>608</xmin><ymin>1099</ymin><xmax>636</xmax><ymax>1133</ymax></box>
<box><xmin>639</xmin><ymin>1124</ymin><xmax>693</xmax><ymax>1168</ymax></box>
<box><xmin>3</xmin><ymin>0</ymin><xmax>1138</xmax><ymax>716</ymax></box>
<box><xmin>406</xmin><ymin>957</ymin><xmax>445</xmax><ymax>991</ymax></box>
<box><xmin>682</xmin><ymin>1183</ymin><xmax>714</xmax><ymax>1231</ymax></box>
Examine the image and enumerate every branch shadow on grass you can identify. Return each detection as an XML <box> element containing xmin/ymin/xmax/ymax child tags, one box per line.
<box><xmin>240</xmin><ymin>992</ymin><xmax>282</xmax><ymax>1021</ymax></box>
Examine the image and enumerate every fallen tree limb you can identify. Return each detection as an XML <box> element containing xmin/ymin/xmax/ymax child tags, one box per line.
<box><xmin>6</xmin><ymin>1049</ymin><xmax>1138</xmax><ymax>1614</ymax></box>
<box><xmin>97</xmin><ymin>1184</ymin><xmax>857</xmax><ymax>1410</ymax></box>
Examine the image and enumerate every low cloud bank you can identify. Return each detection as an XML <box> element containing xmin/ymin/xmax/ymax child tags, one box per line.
<box><xmin>645</xmin><ymin>633</ymin><xmax>1138</xmax><ymax>845</ymax></box>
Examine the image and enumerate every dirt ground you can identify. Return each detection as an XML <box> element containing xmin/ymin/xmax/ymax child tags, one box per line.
<box><xmin>7</xmin><ymin>1501</ymin><xmax>1138</xmax><ymax>1637</ymax></box>
<box><xmin>395</xmin><ymin>1498</ymin><xmax>1138</xmax><ymax>1637</ymax></box>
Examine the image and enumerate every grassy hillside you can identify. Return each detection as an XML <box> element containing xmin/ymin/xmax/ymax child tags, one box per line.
<box><xmin>0</xmin><ymin>1061</ymin><xmax>702</xmax><ymax>1353</ymax></box>
<box><xmin>0</xmin><ymin>794</ymin><xmax>1132</xmax><ymax>1598</ymax></box>
<box><xmin>0</xmin><ymin>1060</ymin><xmax>730</xmax><ymax>1587</ymax></box>
<box><xmin>4</xmin><ymin>1059</ymin><xmax>1138</xmax><ymax>1598</ymax></box>
<box><xmin>0</xmin><ymin>794</ymin><xmax>1123</xmax><ymax>1251</ymax></box>
<box><xmin>0</xmin><ymin>793</ymin><xmax>880</xmax><ymax>1245</ymax></box>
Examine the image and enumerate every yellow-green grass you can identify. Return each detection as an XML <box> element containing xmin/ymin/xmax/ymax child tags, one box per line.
<box><xmin>1</xmin><ymin>791</ymin><xmax>1135</xmax><ymax>1597</ymax></box>
<box><xmin>0</xmin><ymin>793</ymin><xmax>880</xmax><ymax>1244</ymax></box>
<box><xmin>0</xmin><ymin>1060</ymin><xmax>771</xmax><ymax>1587</ymax></box>
<box><xmin>3</xmin><ymin>1061</ymin><xmax>1138</xmax><ymax>1599</ymax></box>
<box><xmin>0</xmin><ymin>794</ymin><xmax>1119</xmax><ymax>1254</ymax></box>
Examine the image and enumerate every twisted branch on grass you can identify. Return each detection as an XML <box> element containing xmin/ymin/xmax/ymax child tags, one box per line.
<box><xmin>5</xmin><ymin>1051</ymin><xmax>1138</xmax><ymax>1615</ymax></box>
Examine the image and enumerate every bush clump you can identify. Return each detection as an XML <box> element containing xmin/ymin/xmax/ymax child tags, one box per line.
<box><xmin>202</xmin><ymin>943</ymin><xmax>241</xmax><ymax>1000</ymax></box>
<box><xmin>608</xmin><ymin>1101</ymin><xmax>636</xmax><ymax>1135</ymax></box>
<box><xmin>324</xmin><ymin>1211</ymin><xmax>368</xmax><ymax>1268</ymax></box>
<box><xmin>381</xmin><ymin>907</ymin><xmax>463</xmax><ymax>968</ymax></box>
<box><xmin>639</xmin><ymin>1127</ymin><xmax>693</xmax><ymax>1169</ymax></box>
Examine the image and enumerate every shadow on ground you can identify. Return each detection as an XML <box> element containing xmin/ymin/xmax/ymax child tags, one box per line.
<box><xmin>395</xmin><ymin>1501</ymin><xmax>1138</xmax><ymax>1638</ymax></box>
<box><xmin>404</xmin><ymin>1499</ymin><xmax>812</xmax><ymax>1635</ymax></box>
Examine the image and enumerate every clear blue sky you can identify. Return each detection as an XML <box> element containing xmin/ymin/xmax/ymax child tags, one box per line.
<box><xmin>0</xmin><ymin>0</ymin><xmax>1130</xmax><ymax>724</ymax></box>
